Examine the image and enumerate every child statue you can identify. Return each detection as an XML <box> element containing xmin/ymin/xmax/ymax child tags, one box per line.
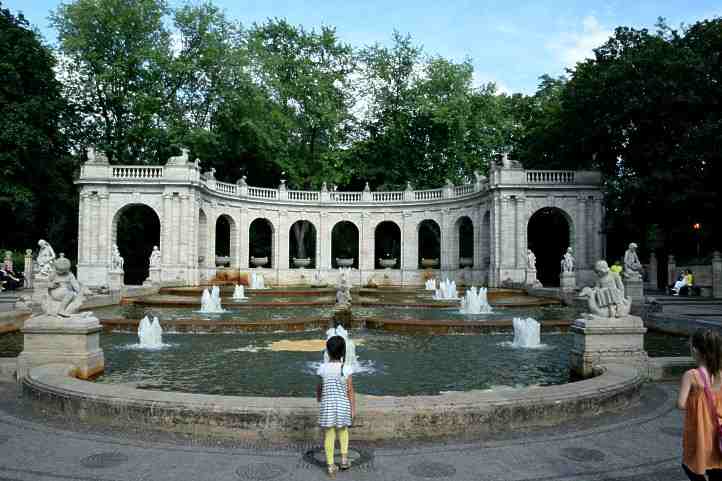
<box><xmin>43</xmin><ymin>255</ymin><xmax>87</xmax><ymax>317</ymax></box>
<box><xmin>580</xmin><ymin>260</ymin><xmax>631</xmax><ymax>318</ymax></box>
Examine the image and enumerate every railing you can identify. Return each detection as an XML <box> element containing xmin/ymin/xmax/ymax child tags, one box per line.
<box><xmin>248</xmin><ymin>187</ymin><xmax>278</xmax><ymax>199</ymax></box>
<box><xmin>111</xmin><ymin>166</ymin><xmax>164</xmax><ymax>179</ymax></box>
<box><xmin>454</xmin><ymin>184</ymin><xmax>475</xmax><ymax>196</ymax></box>
<box><xmin>372</xmin><ymin>191</ymin><xmax>404</xmax><ymax>202</ymax></box>
<box><xmin>214</xmin><ymin>180</ymin><xmax>237</xmax><ymax>195</ymax></box>
<box><xmin>414</xmin><ymin>189</ymin><xmax>443</xmax><ymax>201</ymax></box>
<box><xmin>288</xmin><ymin>190</ymin><xmax>320</xmax><ymax>202</ymax></box>
<box><xmin>526</xmin><ymin>170</ymin><xmax>575</xmax><ymax>184</ymax></box>
<box><xmin>331</xmin><ymin>192</ymin><xmax>362</xmax><ymax>203</ymax></box>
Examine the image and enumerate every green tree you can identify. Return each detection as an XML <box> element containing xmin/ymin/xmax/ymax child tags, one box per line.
<box><xmin>52</xmin><ymin>0</ymin><xmax>173</xmax><ymax>164</ymax></box>
<box><xmin>0</xmin><ymin>2</ymin><xmax>78</xmax><ymax>253</ymax></box>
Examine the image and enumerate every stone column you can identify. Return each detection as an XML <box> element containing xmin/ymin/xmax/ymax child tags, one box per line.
<box><xmin>667</xmin><ymin>254</ymin><xmax>676</xmax><ymax>288</ymax></box>
<box><xmin>713</xmin><ymin>251</ymin><xmax>722</xmax><ymax>299</ymax></box>
<box><xmin>624</xmin><ymin>276</ymin><xmax>644</xmax><ymax>312</ymax></box>
<box><xmin>277</xmin><ymin>212</ymin><xmax>289</xmax><ymax>271</ymax></box>
<box><xmin>516</xmin><ymin>197</ymin><xmax>527</xmax><ymax>270</ymax></box>
<box><xmin>647</xmin><ymin>252</ymin><xmax>658</xmax><ymax>290</ymax></box>
<box><xmin>472</xmin><ymin>207</ymin><xmax>482</xmax><ymax>273</ymax></box>
<box><xmin>23</xmin><ymin>249</ymin><xmax>33</xmax><ymax>288</ymax></box>
<box><xmin>401</xmin><ymin>213</ymin><xmax>416</xmax><ymax>275</ymax></box>
<box><xmin>319</xmin><ymin>213</ymin><xmax>331</xmax><ymax>270</ymax></box>
<box><xmin>360</xmin><ymin>214</ymin><xmax>374</xmax><ymax>274</ymax></box>
<box><xmin>239</xmin><ymin>207</ymin><xmax>249</xmax><ymax>269</ymax></box>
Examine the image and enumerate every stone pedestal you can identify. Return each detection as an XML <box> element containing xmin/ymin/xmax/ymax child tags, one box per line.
<box><xmin>16</xmin><ymin>313</ymin><xmax>104</xmax><ymax>380</ymax></box>
<box><xmin>624</xmin><ymin>276</ymin><xmax>644</xmax><ymax>311</ymax></box>
<box><xmin>560</xmin><ymin>272</ymin><xmax>576</xmax><ymax>291</ymax></box>
<box><xmin>148</xmin><ymin>267</ymin><xmax>161</xmax><ymax>286</ymax></box>
<box><xmin>570</xmin><ymin>314</ymin><xmax>647</xmax><ymax>378</ymax></box>
<box><xmin>108</xmin><ymin>270</ymin><xmax>124</xmax><ymax>291</ymax></box>
<box><xmin>667</xmin><ymin>255</ymin><xmax>676</xmax><ymax>287</ymax></box>
<box><xmin>525</xmin><ymin>269</ymin><xmax>542</xmax><ymax>288</ymax></box>
<box><xmin>713</xmin><ymin>251</ymin><xmax>722</xmax><ymax>299</ymax></box>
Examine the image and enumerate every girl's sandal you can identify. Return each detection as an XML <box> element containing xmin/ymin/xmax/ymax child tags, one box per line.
<box><xmin>327</xmin><ymin>464</ymin><xmax>338</xmax><ymax>478</ymax></box>
<box><xmin>340</xmin><ymin>457</ymin><xmax>351</xmax><ymax>470</ymax></box>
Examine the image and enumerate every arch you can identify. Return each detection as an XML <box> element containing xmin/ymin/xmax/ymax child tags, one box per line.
<box><xmin>198</xmin><ymin>209</ymin><xmax>208</xmax><ymax>268</ymax></box>
<box><xmin>375</xmin><ymin>220</ymin><xmax>401</xmax><ymax>269</ymax></box>
<box><xmin>331</xmin><ymin>221</ymin><xmax>360</xmax><ymax>269</ymax></box>
<box><xmin>249</xmin><ymin>217</ymin><xmax>275</xmax><ymax>268</ymax></box>
<box><xmin>527</xmin><ymin>207</ymin><xmax>574</xmax><ymax>287</ymax></box>
<box><xmin>417</xmin><ymin>219</ymin><xmax>441</xmax><ymax>269</ymax></box>
<box><xmin>111</xmin><ymin>203</ymin><xmax>161</xmax><ymax>285</ymax></box>
<box><xmin>289</xmin><ymin>219</ymin><xmax>317</xmax><ymax>268</ymax></box>
<box><xmin>455</xmin><ymin>216</ymin><xmax>474</xmax><ymax>267</ymax></box>
<box><xmin>215</xmin><ymin>214</ymin><xmax>237</xmax><ymax>267</ymax></box>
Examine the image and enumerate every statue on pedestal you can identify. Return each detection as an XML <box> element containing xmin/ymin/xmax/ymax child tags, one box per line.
<box><xmin>624</xmin><ymin>242</ymin><xmax>643</xmax><ymax>280</ymax></box>
<box><xmin>561</xmin><ymin>247</ymin><xmax>575</xmax><ymax>273</ymax></box>
<box><xmin>527</xmin><ymin>249</ymin><xmax>537</xmax><ymax>271</ymax></box>
<box><xmin>42</xmin><ymin>255</ymin><xmax>87</xmax><ymax>317</ymax></box>
<box><xmin>336</xmin><ymin>271</ymin><xmax>352</xmax><ymax>307</ymax></box>
<box><xmin>149</xmin><ymin>245</ymin><xmax>161</xmax><ymax>268</ymax></box>
<box><xmin>579</xmin><ymin>260</ymin><xmax>631</xmax><ymax>318</ymax></box>
<box><xmin>110</xmin><ymin>244</ymin><xmax>124</xmax><ymax>272</ymax></box>
<box><xmin>36</xmin><ymin>239</ymin><xmax>56</xmax><ymax>278</ymax></box>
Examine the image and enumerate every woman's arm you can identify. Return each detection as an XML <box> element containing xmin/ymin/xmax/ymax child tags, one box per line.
<box><xmin>347</xmin><ymin>375</ymin><xmax>355</xmax><ymax>418</ymax></box>
<box><xmin>678</xmin><ymin>369</ymin><xmax>695</xmax><ymax>410</ymax></box>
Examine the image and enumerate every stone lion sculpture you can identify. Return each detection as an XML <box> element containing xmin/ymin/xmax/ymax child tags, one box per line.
<box><xmin>579</xmin><ymin>260</ymin><xmax>631</xmax><ymax>318</ymax></box>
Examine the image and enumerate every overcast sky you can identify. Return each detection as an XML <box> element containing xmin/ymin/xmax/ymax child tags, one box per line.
<box><xmin>5</xmin><ymin>0</ymin><xmax>721</xmax><ymax>94</ymax></box>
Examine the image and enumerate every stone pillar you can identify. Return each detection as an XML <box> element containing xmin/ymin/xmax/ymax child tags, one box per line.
<box><xmin>713</xmin><ymin>251</ymin><xmax>722</xmax><ymax>299</ymax></box>
<box><xmin>401</xmin><ymin>213</ymin><xmax>416</xmax><ymax>275</ymax></box>
<box><xmin>147</xmin><ymin>267</ymin><xmax>161</xmax><ymax>286</ymax></box>
<box><xmin>569</xmin><ymin>314</ymin><xmax>647</xmax><ymax>378</ymax></box>
<box><xmin>239</xmin><ymin>207</ymin><xmax>249</xmax><ymax>269</ymax></box>
<box><xmin>277</xmin><ymin>212</ymin><xmax>289</xmax><ymax>271</ymax></box>
<box><xmin>647</xmin><ymin>252</ymin><xmax>658</xmax><ymax>290</ymax></box>
<box><xmin>360</xmin><ymin>214</ymin><xmax>374</xmax><ymax>272</ymax></box>
<box><xmin>23</xmin><ymin>249</ymin><xmax>33</xmax><ymax>288</ymax></box>
<box><xmin>560</xmin><ymin>271</ymin><xmax>576</xmax><ymax>291</ymax></box>
<box><xmin>17</xmin><ymin>313</ymin><xmax>104</xmax><ymax>380</ymax></box>
<box><xmin>667</xmin><ymin>254</ymin><xmax>676</xmax><ymax>288</ymax></box>
<box><xmin>319</xmin><ymin>213</ymin><xmax>331</xmax><ymax>270</ymax></box>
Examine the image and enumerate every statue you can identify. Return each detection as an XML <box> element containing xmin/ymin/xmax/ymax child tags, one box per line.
<box><xmin>336</xmin><ymin>272</ymin><xmax>352</xmax><ymax>307</ymax></box>
<box><xmin>561</xmin><ymin>247</ymin><xmax>575</xmax><ymax>273</ymax></box>
<box><xmin>149</xmin><ymin>246</ymin><xmax>161</xmax><ymax>268</ymax></box>
<box><xmin>363</xmin><ymin>182</ymin><xmax>371</xmax><ymax>192</ymax></box>
<box><xmin>110</xmin><ymin>244</ymin><xmax>124</xmax><ymax>271</ymax></box>
<box><xmin>36</xmin><ymin>239</ymin><xmax>56</xmax><ymax>278</ymax></box>
<box><xmin>236</xmin><ymin>175</ymin><xmax>247</xmax><ymax>186</ymax></box>
<box><xmin>42</xmin><ymin>255</ymin><xmax>87</xmax><ymax>317</ymax></box>
<box><xmin>527</xmin><ymin>249</ymin><xmax>537</xmax><ymax>270</ymax></box>
<box><xmin>406</xmin><ymin>181</ymin><xmax>413</xmax><ymax>191</ymax></box>
<box><xmin>579</xmin><ymin>260</ymin><xmax>631</xmax><ymax>318</ymax></box>
<box><xmin>624</xmin><ymin>242</ymin><xmax>643</xmax><ymax>280</ymax></box>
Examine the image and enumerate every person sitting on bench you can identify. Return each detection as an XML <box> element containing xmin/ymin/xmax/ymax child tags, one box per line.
<box><xmin>671</xmin><ymin>271</ymin><xmax>687</xmax><ymax>295</ymax></box>
<box><xmin>679</xmin><ymin>270</ymin><xmax>696</xmax><ymax>296</ymax></box>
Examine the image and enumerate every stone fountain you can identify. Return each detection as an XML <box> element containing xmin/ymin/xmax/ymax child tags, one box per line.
<box><xmin>511</xmin><ymin>317</ymin><xmax>541</xmax><ymax>348</ymax></box>
<box><xmin>323</xmin><ymin>324</ymin><xmax>359</xmax><ymax>372</ymax></box>
<box><xmin>232</xmin><ymin>284</ymin><xmax>248</xmax><ymax>301</ymax></box>
<box><xmin>138</xmin><ymin>316</ymin><xmax>164</xmax><ymax>349</ymax></box>
<box><xmin>433</xmin><ymin>278</ymin><xmax>458</xmax><ymax>300</ymax></box>
<box><xmin>250</xmin><ymin>272</ymin><xmax>267</xmax><ymax>289</ymax></box>
<box><xmin>459</xmin><ymin>286</ymin><xmax>493</xmax><ymax>315</ymax></box>
<box><xmin>425</xmin><ymin>278</ymin><xmax>437</xmax><ymax>291</ymax></box>
<box><xmin>199</xmin><ymin>285</ymin><xmax>224</xmax><ymax>313</ymax></box>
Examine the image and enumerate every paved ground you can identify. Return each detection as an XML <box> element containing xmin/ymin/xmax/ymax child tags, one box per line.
<box><xmin>0</xmin><ymin>379</ymin><xmax>690</xmax><ymax>481</ymax></box>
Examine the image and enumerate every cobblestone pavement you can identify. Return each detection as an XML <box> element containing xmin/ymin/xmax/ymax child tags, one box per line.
<box><xmin>0</xmin><ymin>380</ymin><xmax>690</xmax><ymax>481</ymax></box>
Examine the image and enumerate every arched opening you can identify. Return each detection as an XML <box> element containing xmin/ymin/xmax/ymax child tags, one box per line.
<box><xmin>375</xmin><ymin>221</ymin><xmax>401</xmax><ymax>269</ymax></box>
<box><xmin>198</xmin><ymin>209</ymin><xmax>207</xmax><ymax>268</ymax></box>
<box><xmin>331</xmin><ymin>221</ymin><xmax>359</xmax><ymax>268</ymax></box>
<box><xmin>289</xmin><ymin>220</ymin><xmax>317</xmax><ymax>268</ymax></box>
<box><xmin>113</xmin><ymin>204</ymin><xmax>160</xmax><ymax>285</ymax></box>
<box><xmin>418</xmin><ymin>219</ymin><xmax>441</xmax><ymax>269</ymax></box>
<box><xmin>527</xmin><ymin>207</ymin><xmax>572</xmax><ymax>287</ymax></box>
<box><xmin>457</xmin><ymin>216</ymin><xmax>474</xmax><ymax>267</ymax></box>
<box><xmin>249</xmin><ymin>218</ymin><xmax>274</xmax><ymax>268</ymax></box>
<box><xmin>215</xmin><ymin>215</ymin><xmax>236</xmax><ymax>267</ymax></box>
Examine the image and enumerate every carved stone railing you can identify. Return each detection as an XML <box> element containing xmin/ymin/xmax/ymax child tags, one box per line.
<box><xmin>526</xmin><ymin>170</ymin><xmax>575</xmax><ymax>184</ymax></box>
<box><xmin>248</xmin><ymin>186</ymin><xmax>277</xmax><ymax>200</ymax></box>
<box><xmin>111</xmin><ymin>166</ymin><xmax>164</xmax><ymax>179</ymax></box>
<box><xmin>414</xmin><ymin>189</ymin><xmax>443</xmax><ymax>201</ymax></box>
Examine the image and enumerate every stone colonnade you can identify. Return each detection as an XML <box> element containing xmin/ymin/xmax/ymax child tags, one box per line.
<box><xmin>76</xmin><ymin>156</ymin><xmax>604</xmax><ymax>288</ymax></box>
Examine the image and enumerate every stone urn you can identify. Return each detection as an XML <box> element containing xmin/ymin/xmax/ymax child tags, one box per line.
<box><xmin>459</xmin><ymin>257</ymin><xmax>473</xmax><ymax>268</ymax></box>
<box><xmin>421</xmin><ymin>258</ymin><xmax>439</xmax><ymax>268</ymax></box>
<box><xmin>250</xmin><ymin>256</ymin><xmax>268</xmax><ymax>267</ymax></box>
<box><xmin>379</xmin><ymin>258</ymin><xmax>397</xmax><ymax>269</ymax></box>
<box><xmin>292</xmin><ymin>257</ymin><xmax>312</xmax><ymax>268</ymax></box>
<box><xmin>215</xmin><ymin>255</ymin><xmax>231</xmax><ymax>267</ymax></box>
<box><xmin>336</xmin><ymin>258</ymin><xmax>354</xmax><ymax>267</ymax></box>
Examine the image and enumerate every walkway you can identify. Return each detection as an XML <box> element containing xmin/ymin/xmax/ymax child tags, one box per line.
<box><xmin>0</xmin><ymin>380</ymin><xmax>688</xmax><ymax>481</ymax></box>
